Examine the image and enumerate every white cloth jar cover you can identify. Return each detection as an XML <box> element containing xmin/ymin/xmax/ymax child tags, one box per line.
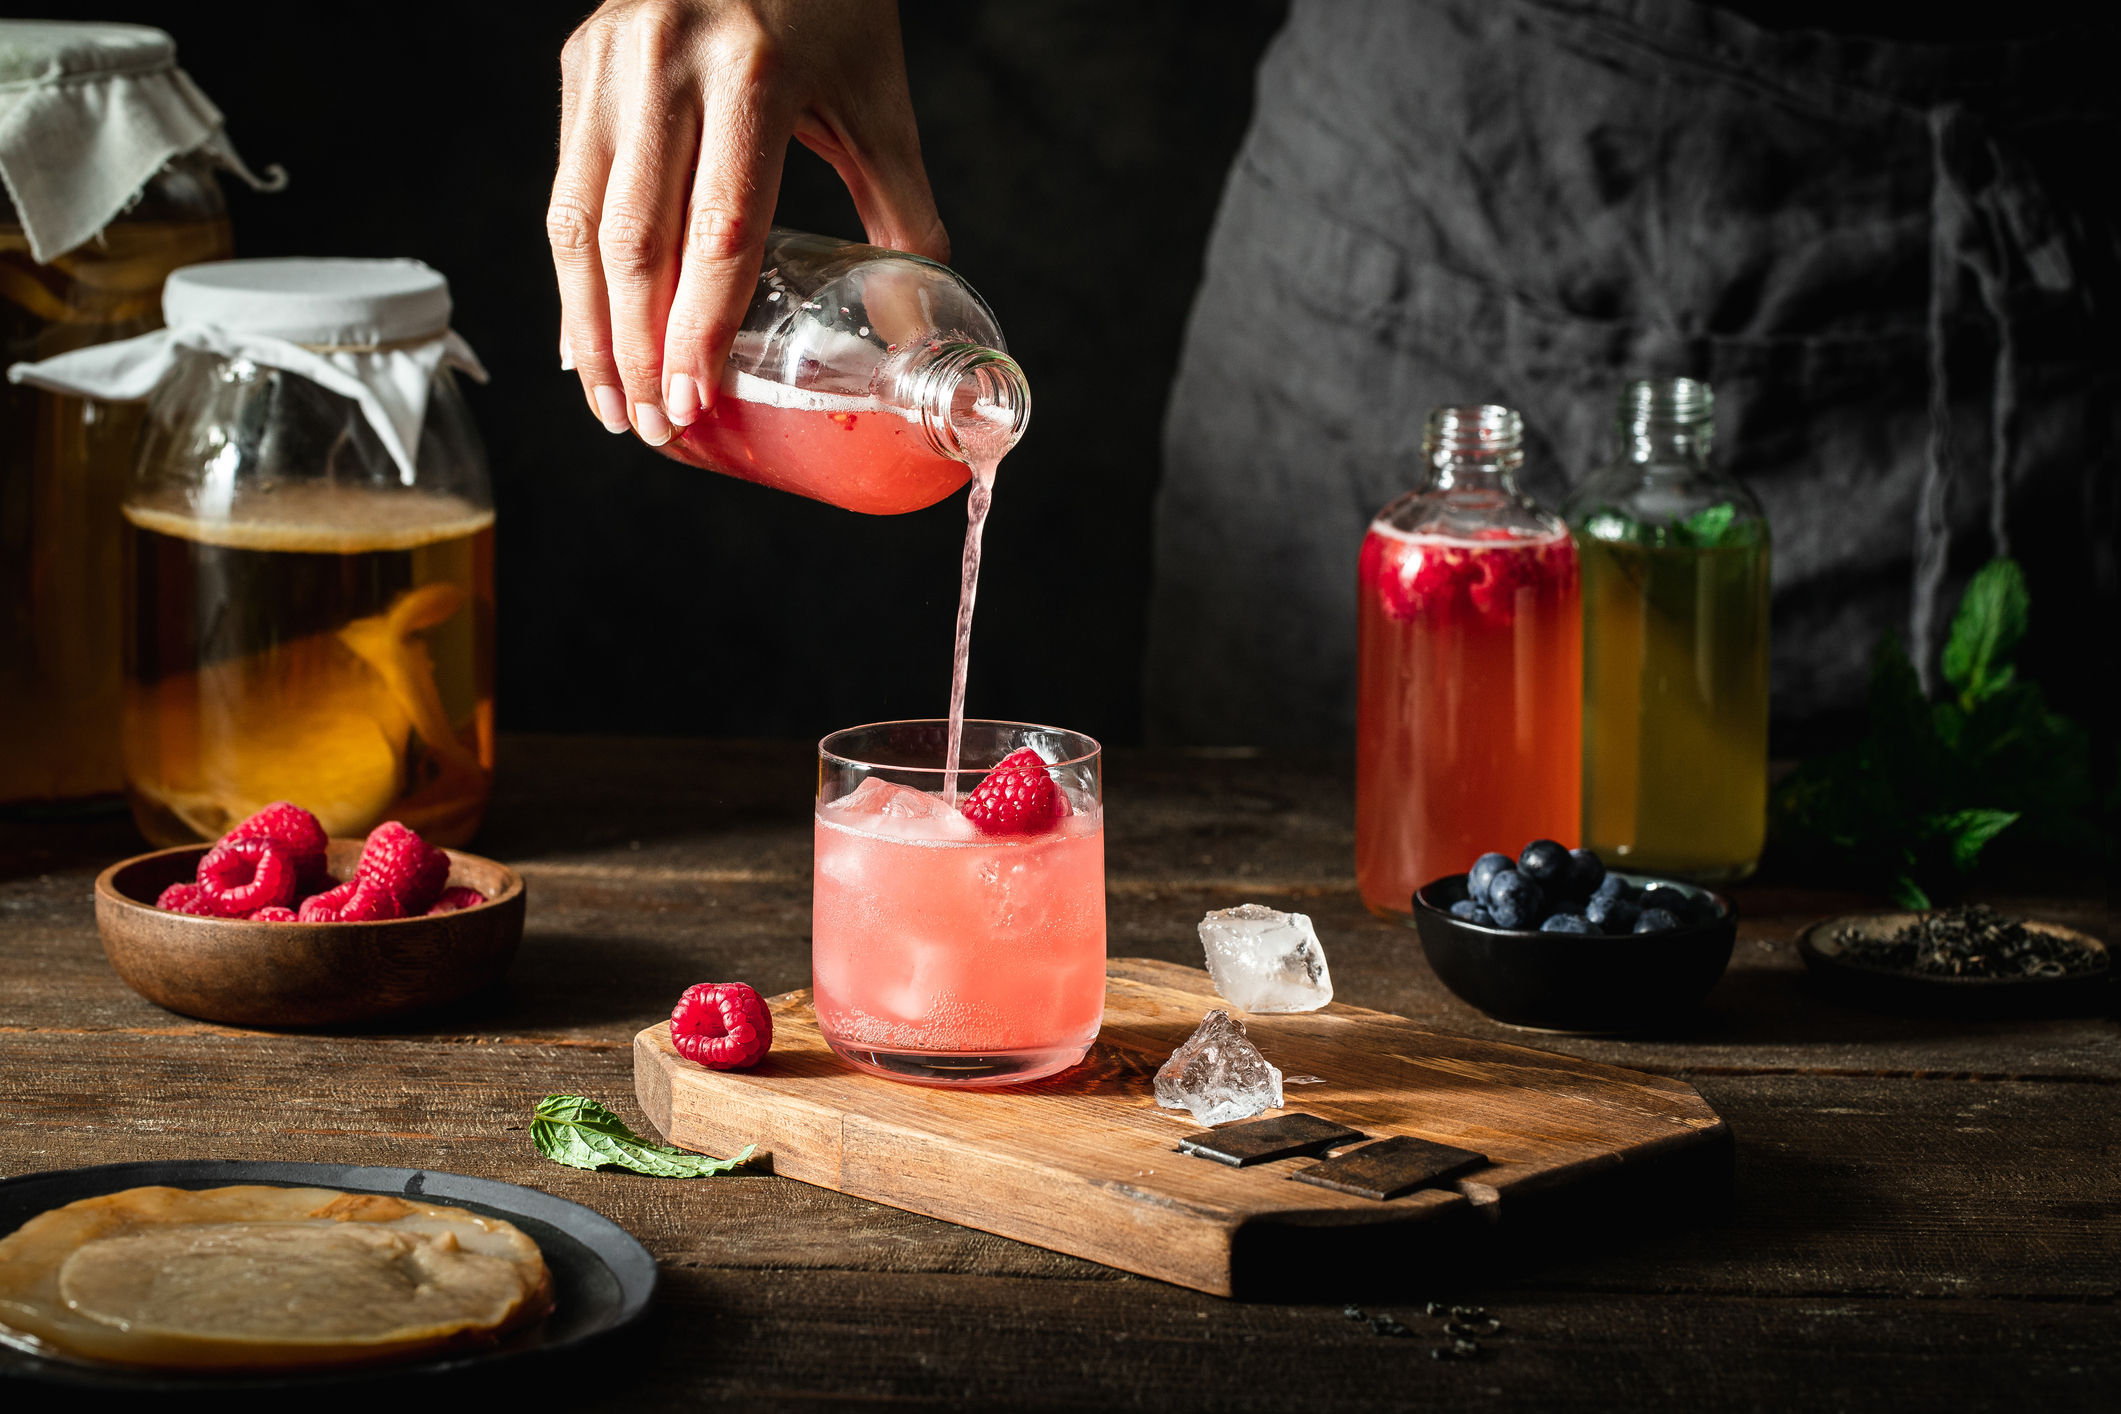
<box><xmin>7</xmin><ymin>257</ymin><xmax>490</xmax><ymax>483</ymax></box>
<box><xmin>0</xmin><ymin>20</ymin><xmax>282</xmax><ymax>263</ymax></box>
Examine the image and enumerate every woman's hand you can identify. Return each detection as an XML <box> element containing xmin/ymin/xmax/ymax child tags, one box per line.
<box><xmin>549</xmin><ymin>0</ymin><xmax>945</xmax><ymax>445</ymax></box>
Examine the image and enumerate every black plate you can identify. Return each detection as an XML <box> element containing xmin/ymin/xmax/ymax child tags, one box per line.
<box><xmin>0</xmin><ymin>1160</ymin><xmax>656</xmax><ymax>1390</ymax></box>
<box><xmin>1797</xmin><ymin>913</ymin><xmax>2114</xmax><ymax>1018</ymax></box>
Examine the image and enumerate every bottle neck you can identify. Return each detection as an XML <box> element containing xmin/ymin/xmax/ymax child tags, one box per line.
<box><xmin>1427</xmin><ymin>459</ymin><xmax>1519</xmax><ymax>495</ymax></box>
<box><xmin>1421</xmin><ymin>404</ymin><xmax>1523</xmax><ymax>496</ymax></box>
<box><xmin>1618</xmin><ymin>378</ymin><xmax>1713</xmax><ymax>471</ymax></box>
<box><xmin>892</xmin><ymin>340</ymin><xmax>1031</xmax><ymax>466</ymax></box>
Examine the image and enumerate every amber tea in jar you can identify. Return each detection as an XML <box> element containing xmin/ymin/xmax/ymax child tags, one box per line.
<box><xmin>19</xmin><ymin>257</ymin><xmax>495</xmax><ymax>845</ymax></box>
<box><xmin>0</xmin><ymin>22</ymin><xmax>266</xmax><ymax>806</ymax></box>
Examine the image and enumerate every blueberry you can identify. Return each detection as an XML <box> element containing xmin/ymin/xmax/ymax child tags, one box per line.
<box><xmin>1565</xmin><ymin>849</ymin><xmax>1606</xmax><ymax>898</ymax></box>
<box><xmin>1585</xmin><ymin>894</ymin><xmax>1640</xmax><ymax>934</ymax></box>
<box><xmin>1633</xmin><ymin>908</ymin><xmax>1680</xmax><ymax>934</ymax></box>
<box><xmin>1517</xmin><ymin>839</ymin><xmax>1570</xmax><ymax>884</ymax></box>
<box><xmin>1639</xmin><ymin>885</ymin><xmax>1695</xmax><ymax>921</ymax></box>
<box><xmin>1540</xmin><ymin>913</ymin><xmax>1597</xmax><ymax>934</ymax></box>
<box><xmin>1448</xmin><ymin>898</ymin><xmax>1495</xmax><ymax>925</ymax></box>
<box><xmin>1590</xmin><ymin>873</ymin><xmax>1625</xmax><ymax>904</ymax></box>
<box><xmin>1486</xmin><ymin>870</ymin><xmax>1543</xmax><ymax>929</ymax></box>
<box><xmin>1467</xmin><ymin>852</ymin><xmax>1513</xmax><ymax>903</ymax></box>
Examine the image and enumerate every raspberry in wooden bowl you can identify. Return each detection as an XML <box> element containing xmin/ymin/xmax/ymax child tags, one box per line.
<box><xmin>94</xmin><ymin>837</ymin><xmax>525</xmax><ymax>1027</ymax></box>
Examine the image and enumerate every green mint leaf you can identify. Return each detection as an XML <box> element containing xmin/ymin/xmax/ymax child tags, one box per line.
<box><xmin>531</xmin><ymin>1094</ymin><xmax>756</xmax><ymax>1178</ymax></box>
<box><xmin>1940</xmin><ymin>558</ymin><xmax>2029</xmax><ymax>708</ymax></box>
<box><xmin>1679</xmin><ymin>503</ymin><xmax>1736</xmax><ymax>546</ymax></box>
<box><xmin>1922</xmin><ymin>808</ymin><xmax>2020</xmax><ymax>872</ymax></box>
<box><xmin>1892</xmin><ymin>875</ymin><xmax>1933</xmax><ymax>910</ymax></box>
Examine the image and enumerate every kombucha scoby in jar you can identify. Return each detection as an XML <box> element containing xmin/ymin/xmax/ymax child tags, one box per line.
<box><xmin>122</xmin><ymin>483</ymin><xmax>494</xmax><ymax>847</ymax></box>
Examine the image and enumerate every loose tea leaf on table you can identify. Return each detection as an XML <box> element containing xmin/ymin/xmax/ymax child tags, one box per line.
<box><xmin>531</xmin><ymin>1094</ymin><xmax>756</xmax><ymax>1177</ymax></box>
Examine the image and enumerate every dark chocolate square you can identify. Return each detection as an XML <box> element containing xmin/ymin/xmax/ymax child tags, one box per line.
<box><xmin>1176</xmin><ymin>1113</ymin><xmax>1365</xmax><ymax>1167</ymax></box>
<box><xmin>1289</xmin><ymin>1134</ymin><xmax>1488</xmax><ymax>1200</ymax></box>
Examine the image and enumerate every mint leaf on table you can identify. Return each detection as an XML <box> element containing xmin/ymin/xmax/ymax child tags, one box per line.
<box><xmin>531</xmin><ymin>1094</ymin><xmax>755</xmax><ymax>1178</ymax></box>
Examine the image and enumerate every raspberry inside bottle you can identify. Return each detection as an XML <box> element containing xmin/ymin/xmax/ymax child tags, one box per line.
<box><xmin>1354</xmin><ymin>405</ymin><xmax>1582</xmax><ymax>922</ymax></box>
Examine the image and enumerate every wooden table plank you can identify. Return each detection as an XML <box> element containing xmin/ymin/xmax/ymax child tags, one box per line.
<box><xmin>2</xmin><ymin>735</ymin><xmax>2114</xmax><ymax>1408</ymax></box>
<box><xmin>3</xmin><ymin>1030</ymin><xmax>2110</xmax><ymax>1301</ymax></box>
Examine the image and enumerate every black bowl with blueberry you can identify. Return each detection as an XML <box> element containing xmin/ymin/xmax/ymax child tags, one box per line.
<box><xmin>1411</xmin><ymin>840</ymin><xmax>1737</xmax><ymax>1034</ymax></box>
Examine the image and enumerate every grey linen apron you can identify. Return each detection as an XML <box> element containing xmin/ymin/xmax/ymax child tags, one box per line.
<box><xmin>1145</xmin><ymin>0</ymin><xmax>2118</xmax><ymax>749</ymax></box>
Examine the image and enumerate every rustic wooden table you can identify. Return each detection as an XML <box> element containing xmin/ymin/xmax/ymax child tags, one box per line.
<box><xmin>4</xmin><ymin>737</ymin><xmax>2115</xmax><ymax>1410</ymax></box>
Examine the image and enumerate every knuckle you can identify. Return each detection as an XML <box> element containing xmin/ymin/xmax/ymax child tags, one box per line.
<box><xmin>545</xmin><ymin>200</ymin><xmax>600</xmax><ymax>257</ymax></box>
<box><xmin>599</xmin><ymin>207</ymin><xmax>668</xmax><ymax>277</ymax></box>
<box><xmin>710</xmin><ymin>31</ymin><xmax>780</xmax><ymax>90</ymax></box>
<box><xmin>684</xmin><ymin>206</ymin><xmax>754</xmax><ymax>266</ymax></box>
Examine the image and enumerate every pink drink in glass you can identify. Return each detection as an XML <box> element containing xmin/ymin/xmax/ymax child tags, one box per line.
<box><xmin>812</xmin><ymin>721</ymin><xmax>1106</xmax><ymax>1085</ymax></box>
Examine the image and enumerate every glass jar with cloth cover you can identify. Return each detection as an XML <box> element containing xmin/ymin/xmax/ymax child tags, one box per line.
<box><xmin>8</xmin><ymin>257</ymin><xmax>496</xmax><ymax>847</ymax></box>
<box><xmin>0</xmin><ymin>19</ymin><xmax>280</xmax><ymax>809</ymax></box>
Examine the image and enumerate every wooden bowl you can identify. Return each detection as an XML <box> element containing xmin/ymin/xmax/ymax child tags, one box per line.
<box><xmin>1411</xmin><ymin>871</ymin><xmax>1737</xmax><ymax>1035</ymax></box>
<box><xmin>94</xmin><ymin>840</ymin><xmax>526</xmax><ymax>1028</ymax></box>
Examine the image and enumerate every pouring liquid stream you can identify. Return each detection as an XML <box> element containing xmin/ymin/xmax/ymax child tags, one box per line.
<box><xmin>941</xmin><ymin>402</ymin><xmax>1017</xmax><ymax>803</ymax></box>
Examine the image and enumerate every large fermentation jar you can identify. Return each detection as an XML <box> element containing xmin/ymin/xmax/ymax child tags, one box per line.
<box><xmin>0</xmin><ymin>22</ymin><xmax>272</xmax><ymax>808</ymax></box>
<box><xmin>14</xmin><ymin>258</ymin><xmax>495</xmax><ymax>846</ymax></box>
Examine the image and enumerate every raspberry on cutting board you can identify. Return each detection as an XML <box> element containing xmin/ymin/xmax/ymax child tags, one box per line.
<box><xmin>670</xmin><ymin>983</ymin><xmax>774</xmax><ymax>1070</ymax></box>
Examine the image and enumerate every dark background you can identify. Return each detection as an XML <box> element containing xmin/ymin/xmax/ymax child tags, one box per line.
<box><xmin>66</xmin><ymin>0</ymin><xmax>1290</xmax><ymax>748</ymax></box>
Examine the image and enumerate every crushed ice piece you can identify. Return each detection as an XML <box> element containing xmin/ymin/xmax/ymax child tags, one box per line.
<box><xmin>1198</xmin><ymin>903</ymin><xmax>1334</xmax><ymax>1013</ymax></box>
<box><xmin>1153</xmin><ymin>1010</ymin><xmax>1283</xmax><ymax>1124</ymax></box>
<box><xmin>1285</xmin><ymin>1075</ymin><xmax>1326</xmax><ymax>1085</ymax></box>
<box><xmin>828</xmin><ymin>777</ymin><xmax>953</xmax><ymax>819</ymax></box>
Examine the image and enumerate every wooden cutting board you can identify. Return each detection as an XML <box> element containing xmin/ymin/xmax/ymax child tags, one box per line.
<box><xmin>634</xmin><ymin>957</ymin><xmax>1728</xmax><ymax>1297</ymax></box>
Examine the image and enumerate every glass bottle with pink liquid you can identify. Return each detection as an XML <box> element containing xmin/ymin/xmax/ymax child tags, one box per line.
<box><xmin>665</xmin><ymin>228</ymin><xmax>1029</xmax><ymax>515</ymax></box>
<box><xmin>1355</xmin><ymin>405</ymin><xmax>1582</xmax><ymax>922</ymax></box>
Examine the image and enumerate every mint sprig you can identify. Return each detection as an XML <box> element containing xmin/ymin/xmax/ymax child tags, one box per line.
<box><xmin>531</xmin><ymin>1094</ymin><xmax>756</xmax><ymax>1178</ymax></box>
<box><xmin>1771</xmin><ymin>557</ymin><xmax>2098</xmax><ymax>905</ymax></box>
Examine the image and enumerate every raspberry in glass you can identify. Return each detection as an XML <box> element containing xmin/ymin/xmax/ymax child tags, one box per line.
<box><xmin>958</xmin><ymin>748</ymin><xmax>1061</xmax><ymax>836</ymax></box>
<box><xmin>669</xmin><ymin>982</ymin><xmax>773</xmax><ymax>1070</ymax></box>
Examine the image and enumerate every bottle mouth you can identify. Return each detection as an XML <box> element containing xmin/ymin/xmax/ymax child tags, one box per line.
<box><xmin>896</xmin><ymin>341</ymin><xmax>1032</xmax><ymax>465</ymax></box>
<box><xmin>1621</xmin><ymin>377</ymin><xmax>1713</xmax><ymax>432</ymax></box>
<box><xmin>1424</xmin><ymin>404</ymin><xmax>1523</xmax><ymax>474</ymax></box>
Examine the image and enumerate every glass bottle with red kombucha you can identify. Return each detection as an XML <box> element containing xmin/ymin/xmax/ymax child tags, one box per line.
<box><xmin>1355</xmin><ymin>404</ymin><xmax>1582</xmax><ymax>922</ymax></box>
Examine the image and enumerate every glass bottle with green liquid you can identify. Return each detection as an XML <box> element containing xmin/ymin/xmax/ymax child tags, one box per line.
<box><xmin>1562</xmin><ymin>378</ymin><xmax>1770</xmax><ymax>882</ymax></box>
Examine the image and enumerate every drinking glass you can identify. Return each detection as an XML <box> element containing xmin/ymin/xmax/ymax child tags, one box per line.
<box><xmin>812</xmin><ymin>719</ymin><xmax>1106</xmax><ymax>1085</ymax></box>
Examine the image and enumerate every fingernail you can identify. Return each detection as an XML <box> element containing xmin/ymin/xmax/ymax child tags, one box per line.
<box><xmin>559</xmin><ymin>332</ymin><xmax>574</xmax><ymax>371</ymax></box>
<box><xmin>634</xmin><ymin>402</ymin><xmax>672</xmax><ymax>446</ymax></box>
<box><xmin>592</xmin><ymin>385</ymin><xmax>629</xmax><ymax>433</ymax></box>
<box><xmin>666</xmin><ymin>373</ymin><xmax>700</xmax><ymax>427</ymax></box>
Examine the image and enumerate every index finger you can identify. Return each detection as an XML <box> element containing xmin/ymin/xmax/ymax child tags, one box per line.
<box><xmin>660</xmin><ymin>74</ymin><xmax>796</xmax><ymax>425</ymax></box>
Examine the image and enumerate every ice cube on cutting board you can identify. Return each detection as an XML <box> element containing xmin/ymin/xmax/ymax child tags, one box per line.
<box><xmin>1198</xmin><ymin>903</ymin><xmax>1334</xmax><ymax>1013</ymax></box>
<box><xmin>1154</xmin><ymin>1010</ymin><xmax>1284</xmax><ymax>1124</ymax></box>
